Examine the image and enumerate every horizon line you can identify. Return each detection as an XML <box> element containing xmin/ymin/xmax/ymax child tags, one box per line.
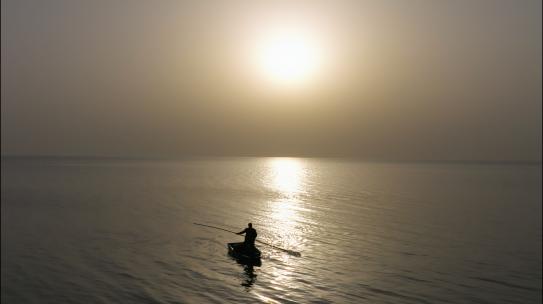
<box><xmin>1</xmin><ymin>154</ymin><xmax>541</xmax><ymax>165</ymax></box>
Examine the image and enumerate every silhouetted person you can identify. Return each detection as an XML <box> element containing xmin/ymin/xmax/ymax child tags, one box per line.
<box><xmin>237</xmin><ymin>223</ymin><xmax>257</xmax><ymax>248</ymax></box>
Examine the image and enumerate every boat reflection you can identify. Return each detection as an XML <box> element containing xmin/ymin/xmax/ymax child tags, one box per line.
<box><xmin>240</xmin><ymin>264</ymin><xmax>257</xmax><ymax>289</ymax></box>
<box><xmin>227</xmin><ymin>248</ymin><xmax>260</xmax><ymax>290</ymax></box>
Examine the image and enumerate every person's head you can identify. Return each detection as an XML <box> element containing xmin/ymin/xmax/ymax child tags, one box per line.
<box><xmin>248</xmin><ymin>223</ymin><xmax>252</xmax><ymax>228</ymax></box>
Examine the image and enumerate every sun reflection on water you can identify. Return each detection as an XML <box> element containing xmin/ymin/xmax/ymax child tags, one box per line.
<box><xmin>270</xmin><ymin>200</ymin><xmax>297</xmax><ymax>222</ymax></box>
<box><xmin>263</xmin><ymin>158</ymin><xmax>307</xmax><ymax>257</ymax></box>
<box><xmin>268</xmin><ymin>158</ymin><xmax>305</xmax><ymax>197</ymax></box>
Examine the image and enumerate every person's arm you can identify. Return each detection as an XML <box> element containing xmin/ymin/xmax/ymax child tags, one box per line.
<box><xmin>236</xmin><ymin>228</ymin><xmax>246</xmax><ymax>235</ymax></box>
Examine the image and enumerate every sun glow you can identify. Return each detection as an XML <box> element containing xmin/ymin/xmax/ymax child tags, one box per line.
<box><xmin>254</xmin><ymin>29</ymin><xmax>324</xmax><ymax>86</ymax></box>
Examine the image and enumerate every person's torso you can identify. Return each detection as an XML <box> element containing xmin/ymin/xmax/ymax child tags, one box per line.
<box><xmin>245</xmin><ymin>228</ymin><xmax>257</xmax><ymax>239</ymax></box>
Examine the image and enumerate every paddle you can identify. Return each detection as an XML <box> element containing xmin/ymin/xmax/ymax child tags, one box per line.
<box><xmin>193</xmin><ymin>223</ymin><xmax>302</xmax><ymax>257</ymax></box>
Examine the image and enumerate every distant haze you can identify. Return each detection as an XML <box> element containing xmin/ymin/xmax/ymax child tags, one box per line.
<box><xmin>2</xmin><ymin>0</ymin><xmax>541</xmax><ymax>161</ymax></box>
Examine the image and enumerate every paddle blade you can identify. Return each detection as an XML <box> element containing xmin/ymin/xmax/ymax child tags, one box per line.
<box><xmin>286</xmin><ymin>250</ymin><xmax>302</xmax><ymax>257</ymax></box>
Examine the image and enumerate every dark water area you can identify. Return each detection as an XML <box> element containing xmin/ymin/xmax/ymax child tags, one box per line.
<box><xmin>1</xmin><ymin>157</ymin><xmax>541</xmax><ymax>303</ymax></box>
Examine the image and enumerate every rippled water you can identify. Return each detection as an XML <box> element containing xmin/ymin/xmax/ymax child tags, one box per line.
<box><xmin>2</xmin><ymin>157</ymin><xmax>541</xmax><ymax>303</ymax></box>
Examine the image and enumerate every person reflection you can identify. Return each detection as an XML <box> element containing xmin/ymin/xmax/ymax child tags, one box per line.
<box><xmin>241</xmin><ymin>264</ymin><xmax>257</xmax><ymax>289</ymax></box>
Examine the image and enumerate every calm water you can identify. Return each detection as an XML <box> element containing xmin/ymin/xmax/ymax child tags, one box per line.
<box><xmin>1</xmin><ymin>157</ymin><xmax>541</xmax><ymax>303</ymax></box>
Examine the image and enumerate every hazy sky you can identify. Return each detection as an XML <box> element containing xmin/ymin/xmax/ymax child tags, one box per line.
<box><xmin>2</xmin><ymin>0</ymin><xmax>541</xmax><ymax>161</ymax></box>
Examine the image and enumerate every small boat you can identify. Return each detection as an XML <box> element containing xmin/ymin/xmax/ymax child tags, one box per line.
<box><xmin>227</xmin><ymin>242</ymin><xmax>261</xmax><ymax>265</ymax></box>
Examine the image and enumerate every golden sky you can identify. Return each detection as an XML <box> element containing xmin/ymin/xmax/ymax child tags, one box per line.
<box><xmin>2</xmin><ymin>0</ymin><xmax>541</xmax><ymax>161</ymax></box>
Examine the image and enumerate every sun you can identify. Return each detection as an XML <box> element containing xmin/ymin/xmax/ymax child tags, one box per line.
<box><xmin>254</xmin><ymin>29</ymin><xmax>323</xmax><ymax>86</ymax></box>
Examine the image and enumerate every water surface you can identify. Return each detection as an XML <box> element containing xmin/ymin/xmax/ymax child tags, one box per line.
<box><xmin>2</xmin><ymin>157</ymin><xmax>541</xmax><ymax>303</ymax></box>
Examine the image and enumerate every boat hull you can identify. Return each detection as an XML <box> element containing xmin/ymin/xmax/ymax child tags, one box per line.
<box><xmin>227</xmin><ymin>242</ymin><xmax>261</xmax><ymax>266</ymax></box>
